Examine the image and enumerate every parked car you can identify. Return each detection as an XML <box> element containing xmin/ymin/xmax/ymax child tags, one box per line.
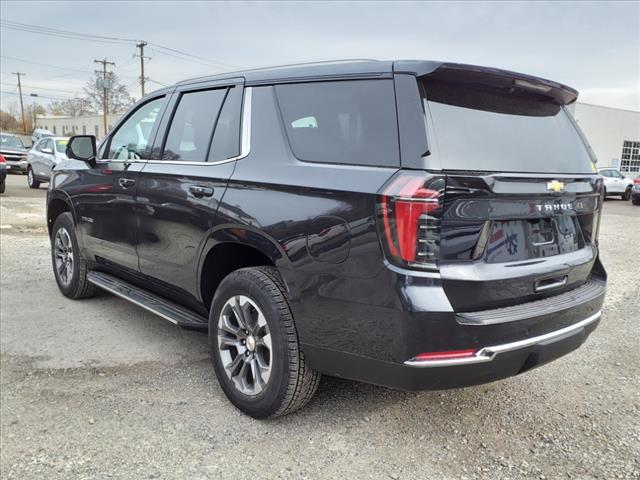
<box><xmin>0</xmin><ymin>154</ymin><xmax>7</xmax><ymax>193</ymax></box>
<box><xmin>597</xmin><ymin>167</ymin><xmax>634</xmax><ymax>200</ymax></box>
<box><xmin>49</xmin><ymin>60</ymin><xmax>606</xmax><ymax>418</ymax></box>
<box><xmin>0</xmin><ymin>132</ymin><xmax>29</xmax><ymax>173</ymax></box>
<box><xmin>27</xmin><ymin>136</ymin><xmax>69</xmax><ymax>188</ymax></box>
<box><xmin>632</xmin><ymin>175</ymin><xmax>640</xmax><ymax>205</ymax></box>
<box><xmin>31</xmin><ymin>128</ymin><xmax>55</xmax><ymax>144</ymax></box>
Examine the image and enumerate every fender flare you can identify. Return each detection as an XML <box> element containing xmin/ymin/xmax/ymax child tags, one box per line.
<box><xmin>196</xmin><ymin>224</ymin><xmax>298</xmax><ymax>299</ymax></box>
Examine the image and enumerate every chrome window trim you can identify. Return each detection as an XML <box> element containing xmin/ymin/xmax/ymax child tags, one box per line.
<box><xmin>97</xmin><ymin>87</ymin><xmax>252</xmax><ymax>167</ymax></box>
<box><xmin>404</xmin><ymin>311</ymin><xmax>601</xmax><ymax>368</ymax></box>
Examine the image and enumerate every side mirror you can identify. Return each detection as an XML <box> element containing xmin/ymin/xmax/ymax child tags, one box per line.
<box><xmin>66</xmin><ymin>135</ymin><xmax>97</xmax><ymax>167</ymax></box>
<box><xmin>41</xmin><ymin>147</ymin><xmax>53</xmax><ymax>155</ymax></box>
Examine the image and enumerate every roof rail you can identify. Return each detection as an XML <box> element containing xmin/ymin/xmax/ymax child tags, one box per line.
<box><xmin>177</xmin><ymin>59</ymin><xmax>380</xmax><ymax>85</ymax></box>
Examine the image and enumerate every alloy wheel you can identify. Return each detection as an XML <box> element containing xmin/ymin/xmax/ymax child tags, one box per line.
<box><xmin>217</xmin><ymin>295</ymin><xmax>272</xmax><ymax>396</ymax></box>
<box><xmin>28</xmin><ymin>169</ymin><xmax>34</xmax><ymax>187</ymax></box>
<box><xmin>54</xmin><ymin>227</ymin><xmax>74</xmax><ymax>286</ymax></box>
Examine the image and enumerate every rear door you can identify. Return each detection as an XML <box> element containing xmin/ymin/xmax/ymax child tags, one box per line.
<box><xmin>135</xmin><ymin>79</ymin><xmax>245</xmax><ymax>303</ymax></box>
<box><xmin>417</xmin><ymin>73</ymin><xmax>602</xmax><ymax>311</ymax></box>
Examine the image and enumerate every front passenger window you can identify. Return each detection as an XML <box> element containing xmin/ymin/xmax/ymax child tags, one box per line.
<box><xmin>108</xmin><ymin>97</ymin><xmax>164</xmax><ymax>160</ymax></box>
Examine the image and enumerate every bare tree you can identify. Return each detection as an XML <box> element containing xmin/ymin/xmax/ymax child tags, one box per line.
<box><xmin>48</xmin><ymin>97</ymin><xmax>96</xmax><ymax>117</ymax></box>
<box><xmin>83</xmin><ymin>72</ymin><xmax>134</xmax><ymax>115</ymax></box>
<box><xmin>0</xmin><ymin>110</ymin><xmax>20</xmax><ymax>131</ymax></box>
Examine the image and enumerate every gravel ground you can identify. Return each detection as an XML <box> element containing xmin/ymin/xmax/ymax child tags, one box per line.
<box><xmin>1</xmin><ymin>174</ymin><xmax>639</xmax><ymax>480</ymax></box>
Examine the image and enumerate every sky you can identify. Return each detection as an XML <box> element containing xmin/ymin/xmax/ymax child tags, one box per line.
<box><xmin>1</xmin><ymin>1</ymin><xmax>639</xmax><ymax>114</ymax></box>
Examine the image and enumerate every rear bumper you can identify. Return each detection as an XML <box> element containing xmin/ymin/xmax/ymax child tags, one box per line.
<box><xmin>298</xmin><ymin>263</ymin><xmax>606</xmax><ymax>390</ymax></box>
<box><xmin>303</xmin><ymin>311</ymin><xmax>600</xmax><ymax>391</ymax></box>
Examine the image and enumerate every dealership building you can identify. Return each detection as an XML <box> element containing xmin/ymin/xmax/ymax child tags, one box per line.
<box><xmin>35</xmin><ymin>103</ymin><xmax>639</xmax><ymax>173</ymax></box>
<box><xmin>35</xmin><ymin>114</ymin><xmax>119</xmax><ymax>141</ymax></box>
<box><xmin>569</xmin><ymin>103</ymin><xmax>640</xmax><ymax>174</ymax></box>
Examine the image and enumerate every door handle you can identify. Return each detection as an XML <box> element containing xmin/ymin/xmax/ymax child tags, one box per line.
<box><xmin>188</xmin><ymin>185</ymin><xmax>214</xmax><ymax>198</ymax></box>
<box><xmin>118</xmin><ymin>178</ymin><xmax>136</xmax><ymax>189</ymax></box>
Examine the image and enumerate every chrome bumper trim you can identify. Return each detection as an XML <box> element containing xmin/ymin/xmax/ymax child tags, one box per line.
<box><xmin>404</xmin><ymin>311</ymin><xmax>601</xmax><ymax>368</ymax></box>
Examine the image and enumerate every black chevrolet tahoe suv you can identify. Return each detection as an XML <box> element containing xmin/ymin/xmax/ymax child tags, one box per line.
<box><xmin>48</xmin><ymin>60</ymin><xmax>607</xmax><ymax>418</ymax></box>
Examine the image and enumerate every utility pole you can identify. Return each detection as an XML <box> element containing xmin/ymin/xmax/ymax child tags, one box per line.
<box><xmin>94</xmin><ymin>58</ymin><xmax>115</xmax><ymax>137</ymax></box>
<box><xmin>136</xmin><ymin>41</ymin><xmax>148</xmax><ymax>97</ymax></box>
<box><xmin>12</xmin><ymin>72</ymin><xmax>27</xmax><ymax>133</ymax></box>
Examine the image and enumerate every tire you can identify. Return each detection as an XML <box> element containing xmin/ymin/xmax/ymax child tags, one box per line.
<box><xmin>209</xmin><ymin>266</ymin><xmax>320</xmax><ymax>419</ymax></box>
<box><xmin>0</xmin><ymin>179</ymin><xmax>5</xmax><ymax>194</ymax></box>
<box><xmin>51</xmin><ymin>212</ymin><xmax>97</xmax><ymax>299</ymax></box>
<box><xmin>632</xmin><ymin>197</ymin><xmax>640</xmax><ymax>206</ymax></box>
<box><xmin>27</xmin><ymin>167</ymin><xmax>40</xmax><ymax>189</ymax></box>
<box><xmin>622</xmin><ymin>187</ymin><xmax>632</xmax><ymax>201</ymax></box>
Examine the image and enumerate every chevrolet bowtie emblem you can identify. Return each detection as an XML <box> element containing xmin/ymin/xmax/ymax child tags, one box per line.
<box><xmin>547</xmin><ymin>180</ymin><xmax>565</xmax><ymax>193</ymax></box>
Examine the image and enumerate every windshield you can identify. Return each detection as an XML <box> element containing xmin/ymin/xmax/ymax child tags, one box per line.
<box><xmin>55</xmin><ymin>139</ymin><xmax>68</xmax><ymax>153</ymax></box>
<box><xmin>422</xmin><ymin>80</ymin><xmax>595</xmax><ymax>174</ymax></box>
<box><xmin>0</xmin><ymin>134</ymin><xmax>25</xmax><ymax>149</ymax></box>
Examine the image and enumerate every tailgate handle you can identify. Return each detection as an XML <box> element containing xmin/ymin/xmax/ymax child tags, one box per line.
<box><xmin>534</xmin><ymin>276</ymin><xmax>567</xmax><ymax>293</ymax></box>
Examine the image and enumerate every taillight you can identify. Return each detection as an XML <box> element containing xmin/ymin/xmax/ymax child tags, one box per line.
<box><xmin>0</xmin><ymin>155</ymin><xmax>5</xmax><ymax>163</ymax></box>
<box><xmin>377</xmin><ymin>171</ymin><xmax>445</xmax><ymax>270</ymax></box>
<box><xmin>634</xmin><ymin>177</ymin><xmax>640</xmax><ymax>185</ymax></box>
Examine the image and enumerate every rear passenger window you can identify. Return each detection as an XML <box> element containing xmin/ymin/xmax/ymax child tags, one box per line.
<box><xmin>275</xmin><ymin>80</ymin><xmax>399</xmax><ymax>167</ymax></box>
<box><xmin>163</xmin><ymin>89</ymin><xmax>226</xmax><ymax>162</ymax></box>
<box><xmin>209</xmin><ymin>86</ymin><xmax>243</xmax><ymax>161</ymax></box>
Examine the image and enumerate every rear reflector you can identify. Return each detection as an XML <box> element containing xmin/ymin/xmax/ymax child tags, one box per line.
<box><xmin>377</xmin><ymin>171</ymin><xmax>445</xmax><ymax>270</ymax></box>
<box><xmin>413</xmin><ymin>349</ymin><xmax>477</xmax><ymax>361</ymax></box>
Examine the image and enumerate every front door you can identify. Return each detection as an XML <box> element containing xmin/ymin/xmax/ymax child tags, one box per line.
<box><xmin>76</xmin><ymin>95</ymin><xmax>168</xmax><ymax>273</ymax></box>
<box><xmin>136</xmin><ymin>81</ymin><xmax>245</xmax><ymax>302</ymax></box>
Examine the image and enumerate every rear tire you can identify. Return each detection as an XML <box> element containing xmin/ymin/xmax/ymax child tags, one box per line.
<box><xmin>632</xmin><ymin>197</ymin><xmax>640</xmax><ymax>206</ymax></box>
<box><xmin>209</xmin><ymin>266</ymin><xmax>320</xmax><ymax>419</ymax></box>
<box><xmin>622</xmin><ymin>187</ymin><xmax>631</xmax><ymax>201</ymax></box>
<box><xmin>27</xmin><ymin>167</ymin><xmax>40</xmax><ymax>189</ymax></box>
<box><xmin>51</xmin><ymin>212</ymin><xmax>97</xmax><ymax>299</ymax></box>
<box><xmin>0</xmin><ymin>179</ymin><xmax>5</xmax><ymax>194</ymax></box>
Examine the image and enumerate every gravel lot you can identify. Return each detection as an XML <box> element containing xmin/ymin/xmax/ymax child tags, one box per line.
<box><xmin>1</xmin><ymin>173</ymin><xmax>639</xmax><ymax>480</ymax></box>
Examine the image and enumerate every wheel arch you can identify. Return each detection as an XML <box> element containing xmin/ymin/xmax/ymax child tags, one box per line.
<box><xmin>47</xmin><ymin>191</ymin><xmax>77</xmax><ymax>238</ymax></box>
<box><xmin>197</xmin><ymin>226</ymin><xmax>295</xmax><ymax>311</ymax></box>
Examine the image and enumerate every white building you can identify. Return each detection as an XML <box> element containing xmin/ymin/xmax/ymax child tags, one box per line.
<box><xmin>35</xmin><ymin>114</ymin><xmax>121</xmax><ymax>141</ymax></box>
<box><xmin>570</xmin><ymin>103</ymin><xmax>640</xmax><ymax>174</ymax></box>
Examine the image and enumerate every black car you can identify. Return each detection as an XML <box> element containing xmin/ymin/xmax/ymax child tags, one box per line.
<box><xmin>48</xmin><ymin>60</ymin><xmax>606</xmax><ymax>418</ymax></box>
<box><xmin>0</xmin><ymin>132</ymin><xmax>29</xmax><ymax>173</ymax></box>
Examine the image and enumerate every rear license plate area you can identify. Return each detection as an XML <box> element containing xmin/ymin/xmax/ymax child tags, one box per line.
<box><xmin>485</xmin><ymin>218</ymin><xmax>582</xmax><ymax>263</ymax></box>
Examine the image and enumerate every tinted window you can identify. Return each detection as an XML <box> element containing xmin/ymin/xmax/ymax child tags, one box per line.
<box><xmin>209</xmin><ymin>86</ymin><xmax>242</xmax><ymax>161</ymax></box>
<box><xmin>422</xmin><ymin>80</ymin><xmax>595</xmax><ymax>174</ymax></box>
<box><xmin>44</xmin><ymin>139</ymin><xmax>54</xmax><ymax>152</ymax></box>
<box><xmin>163</xmin><ymin>89</ymin><xmax>226</xmax><ymax>162</ymax></box>
<box><xmin>108</xmin><ymin>97</ymin><xmax>164</xmax><ymax>159</ymax></box>
<box><xmin>276</xmin><ymin>80</ymin><xmax>399</xmax><ymax>167</ymax></box>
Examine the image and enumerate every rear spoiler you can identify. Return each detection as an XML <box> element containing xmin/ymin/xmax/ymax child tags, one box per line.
<box><xmin>394</xmin><ymin>61</ymin><xmax>578</xmax><ymax>105</ymax></box>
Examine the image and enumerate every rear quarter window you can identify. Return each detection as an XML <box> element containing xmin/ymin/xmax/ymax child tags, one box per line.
<box><xmin>275</xmin><ymin>80</ymin><xmax>399</xmax><ymax>167</ymax></box>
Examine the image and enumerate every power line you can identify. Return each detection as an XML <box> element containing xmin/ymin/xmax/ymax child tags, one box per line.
<box><xmin>0</xmin><ymin>81</ymin><xmax>81</xmax><ymax>95</ymax></box>
<box><xmin>1</xmin><ymin>19</ymin><xmax>244</xmax><ymax>69</ymax></box>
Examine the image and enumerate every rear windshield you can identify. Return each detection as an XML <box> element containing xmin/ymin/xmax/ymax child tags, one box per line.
<box><xmin>422</xmin><ymin>80</ymin><xmax>595</xmax><ymax>174</ymax></box>
<box><xmin>276</xmin><ymin>80</ymin><xmax>399</xmax><ymax>167</ymax></box>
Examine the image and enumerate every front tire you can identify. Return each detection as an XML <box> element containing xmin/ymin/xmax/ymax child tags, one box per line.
<box><xmin>622</xmin><ymin>187</ymin><xmax>632</xmax><ymax>201</ymax></box>
<box><xmin>51</xmin><ymin>212</ymin><xmax>97</xmax><ymax>299</ymax></box>
<box><xmin>209</xmin><ymin>266</ymin><xmax>320</xmax><ymax>419</ymax></box>
<box><xmin>27</xmin><ymin>167</ymin><xmax>40</xmax><ymax>189</ymax></box>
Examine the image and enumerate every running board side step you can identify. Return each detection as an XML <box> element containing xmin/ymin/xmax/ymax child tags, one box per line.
<box><xmin>87</xmin><ymin>271</ymin><xmax>208</xmax><ymax>328</ymax></box>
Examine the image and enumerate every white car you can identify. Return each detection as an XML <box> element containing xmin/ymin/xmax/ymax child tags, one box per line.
<box><xmin>31</xmin><ymin>128</ymin><xmax>55</xmax><ymax>144</ymax></box>
<box><xmin>27</xmin><ymin>136</ymin><xmax>69</xmax><ymax>189</ymax></box>
<box><xmin>597</xmin><ymin>167</ymin><xmax>634</xmax><ymax>201</ymax></box>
